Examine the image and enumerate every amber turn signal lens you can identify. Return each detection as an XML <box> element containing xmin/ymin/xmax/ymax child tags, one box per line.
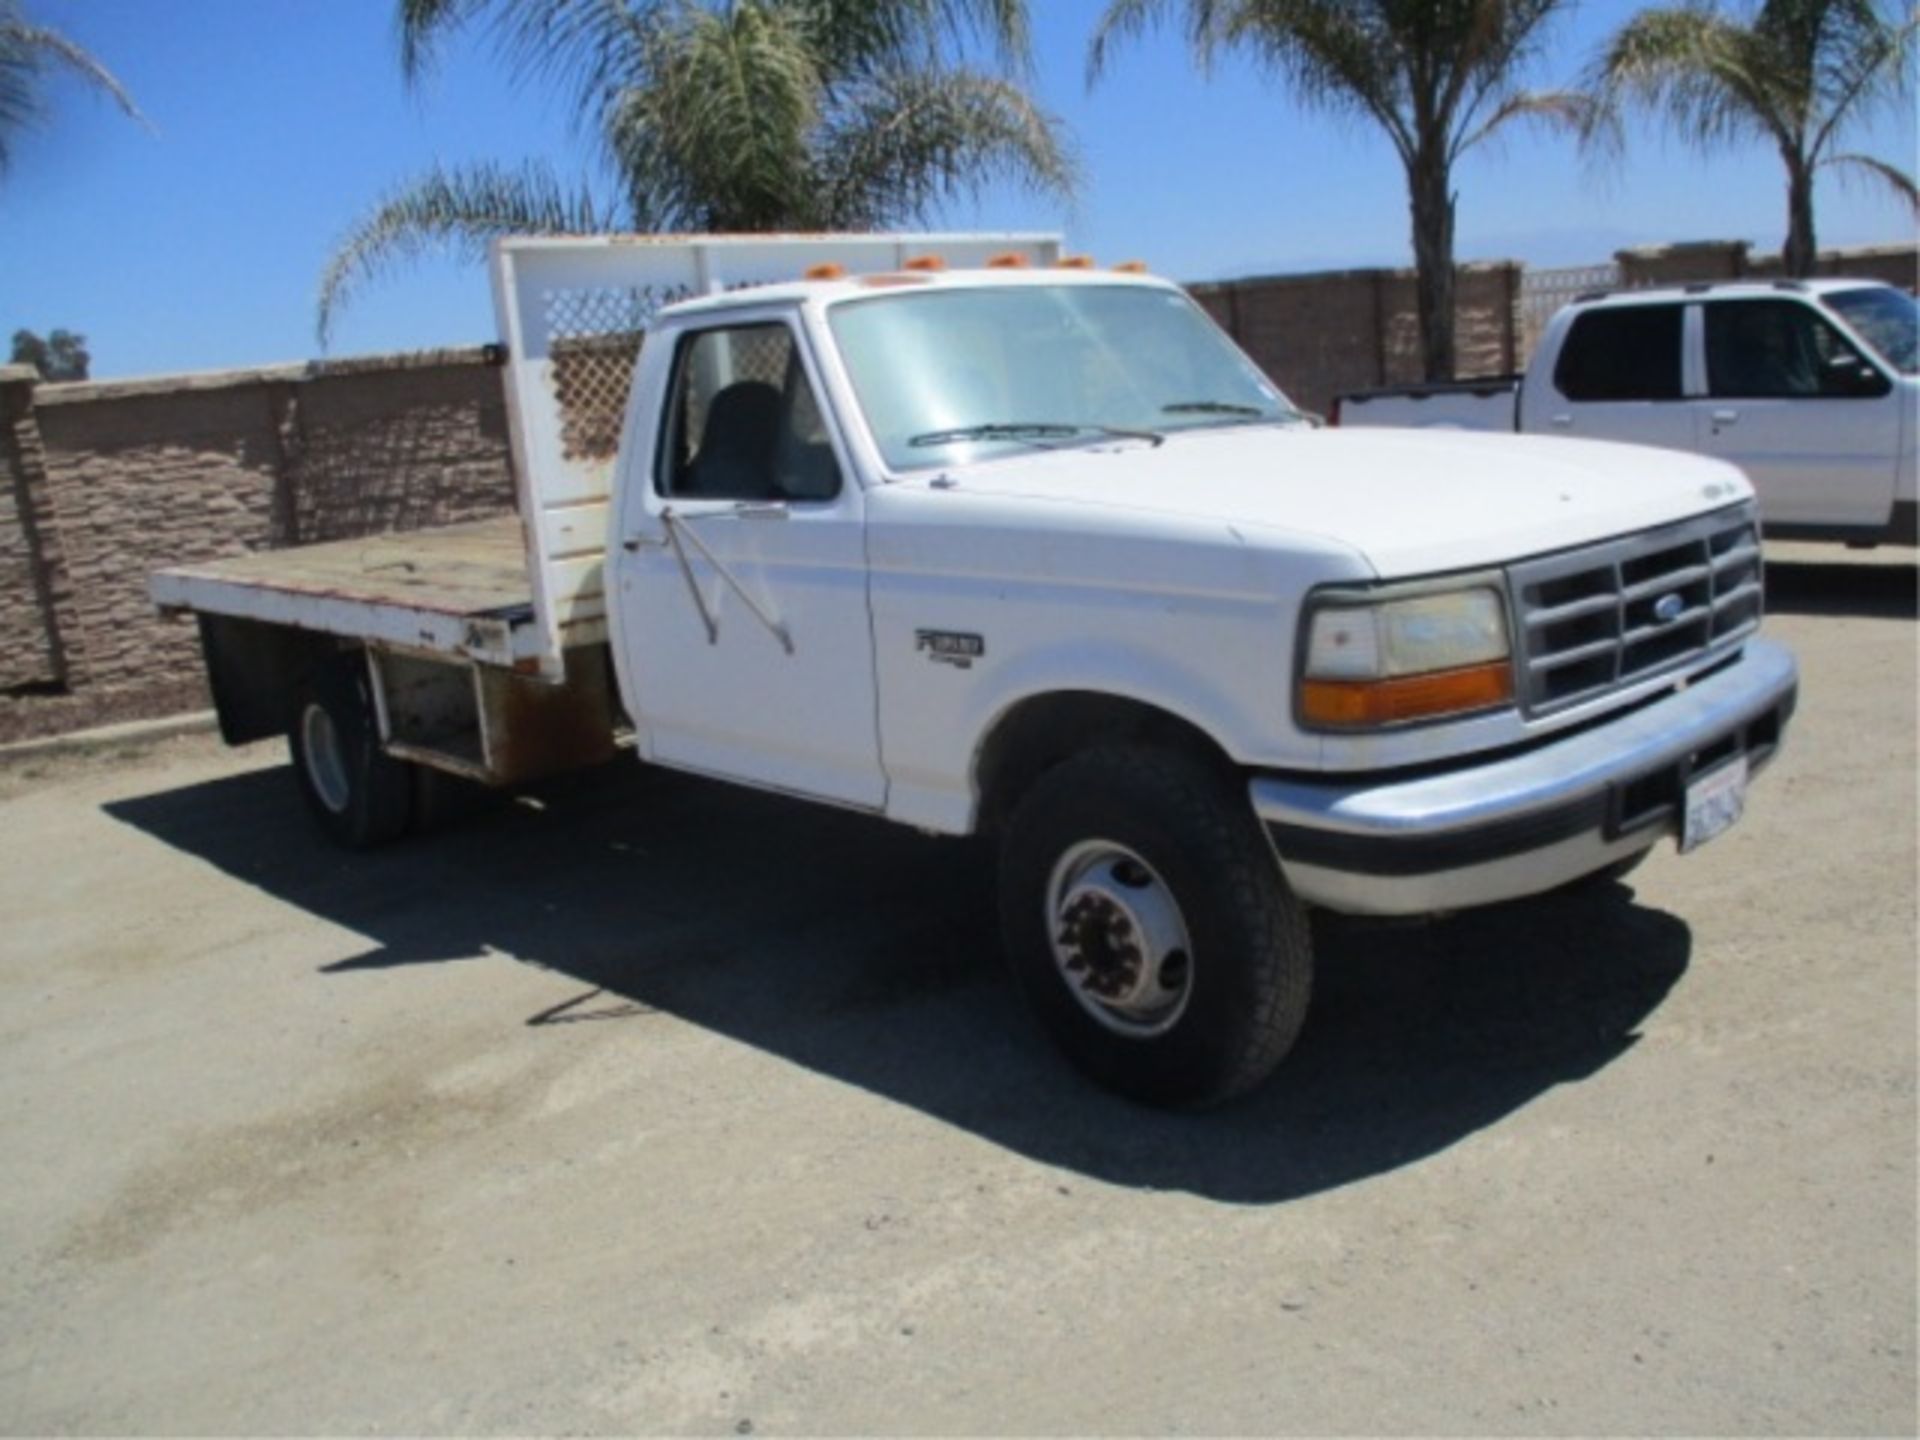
<box><xmin>803</xmin><ymin>262</ymin><xmax>846</xmax><ymax>280</ymax></box>
<box><xmin>985</xmin><ymin>252</ymin><xmax>1031</xmax><ymax>269</ymax></box>
<box><xmin>1113</xmin><ymin>260</ymin><xmax>1149</xmax><ymax>274</ymax></box>
<box><xmin>903</xmin><ymin>255</ymin><xmax>946</xmax><ymax>272</ymax></box>
<box><xmin>1056</xmin><ymin>255</ymin><xmax>1096</xmax><ymax>269</ymax></box>
<box><xmin>1300</xmin><ymin>661</ymin><xmax>1513</xmax><ymax>729</ymax></box>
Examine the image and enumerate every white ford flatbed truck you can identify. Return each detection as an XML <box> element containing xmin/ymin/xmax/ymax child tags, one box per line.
<box><xmin>153</xmin><ymin>233</ymin><xmax>1800</xmax><ymax>1105</ymax></box>
<box><xmin>1331</xmin><ymin>278</ymin><xmax>1919</xmax><ymax>547</ymax></box>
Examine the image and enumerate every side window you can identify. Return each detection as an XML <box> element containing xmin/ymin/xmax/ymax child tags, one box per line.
<box><xmin>1554</xmin><ymin>306</ymin><xmax>1684</xmax><ymax>401</ymax></box>
<box><xmin>657</xmin><ymin>323</ymin><xmax>843</xmax><ymax>501</ymax></box>
<box><xmin>1706</xmin><ymin>300</ymin><xmax>1887</xmax><ymax>399</ymax></box>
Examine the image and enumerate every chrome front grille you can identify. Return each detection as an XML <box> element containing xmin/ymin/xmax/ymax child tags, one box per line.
<box><xmin>1508</xmin><ymin>506</ymin><xmax>1763</xmax><ymax>715</ymax></box>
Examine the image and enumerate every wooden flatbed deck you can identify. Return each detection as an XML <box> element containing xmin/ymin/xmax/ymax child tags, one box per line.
<box><xmin>151</xmin><ymin>517</ymin><xmax>554</xmax><ymax>668</ymax></box>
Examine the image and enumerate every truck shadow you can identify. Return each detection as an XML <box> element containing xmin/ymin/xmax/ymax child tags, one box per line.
<box><xmin>106</xmin><ymin>759</ymin><xmax>1691</xmax><ymax>1206</ymax></box>
<box><xmin>1763</xmin><ymin>557</ymin><xmax>1918</xmax><ymax>618</ymax></box>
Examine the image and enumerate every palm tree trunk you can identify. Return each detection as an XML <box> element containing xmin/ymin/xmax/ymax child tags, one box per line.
<box><xmin>1783</xmin><ymin>152</ymin><xmax>1818</xmax><ymax>277</ymax></box>
<box><xmin>1408</xmin><ymin>149</ymin><xmax>1457</xmax><ymax>382</ymax></box>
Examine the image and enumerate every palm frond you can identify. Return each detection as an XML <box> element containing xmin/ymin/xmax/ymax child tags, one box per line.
<box><xmin>1087</xmin><ymin>0</ymin><xmax>1209</xmax><ymax>82</ymax></box>
<box><xmin>396</xmin><ymin>0</ymin><xmax>479</xmax><ymax>82</ymax></box>
<box><xmin>317</xmin><ymin>160</ymin><xmax>616</xmax><ymax>346</ymax></box>
<box><xmin>0</xmin><ymin>5</ymin><xmax>146</xmax><ymax>173</ymax></box>
<box><xmin>1807</xmin><ymin>0</ymin><xmax>1918</xmax><ymax>157</ymax></box>
<box><xmin>347</xmin><ymin>0</ymin><xmax>1066</xmax><ymax>312</ymax></box>
<box><xmin>789</xmin><ymin>0</ymin><xmax>1033</xmax><ymax>75</ymax></box>
<box><xmin>1820</xmin><ymin>147</ymin><xmax>1920</xmax><ymax>207</ymax></box>
<box><xmin>1593</xmin><ymin>4</ymin><xmax>1797</xmax><ymax>151</ymax></box>
<box><xmin>605</xmin><ymin>0</ymin><xmax>820</xmax><ymax>230</ymax></box>
<box><xmin>397</xmin><ymin>0</ymin><xmax>662</xmax><ymax>149</ymax></box>
<box><xmin>815</xmin><ymin>64</ymin><xmax>1074</xmax><ymax>226</ymax></box>
<box><xmin>1432</xmin><ymin>0</ymin><xmax>1570</xmax><ymax>139</ymax></box>
<box><xmin>1451</xmin><ymin>86</ymin><xmax>1600</xmax><ymax>158</ymax></box>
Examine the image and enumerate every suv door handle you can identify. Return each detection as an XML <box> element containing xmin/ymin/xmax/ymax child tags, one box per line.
<box><xmin>1710</xmin><ymin>409</ymin><xmax>1740</xmax><ymax>425</ymax></box>
<box><xmin>731</xmin><ymin>502</ymin><xmax>790</xmax><ymax>520</ymax></box>
<box><xmin>1548</xmin><ymin>413</ymin><xmax>1573</xmax><ymax>428</ymax></box>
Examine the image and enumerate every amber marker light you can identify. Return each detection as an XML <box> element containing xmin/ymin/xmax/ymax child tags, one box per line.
<box><xmin>803</xmin><ymin>262</ymin><xmax>846</xmax><ymax>280</ymax></box>
<box><xmin>1056</xmin><ymin>255</ymin><xmax>1096</xmax><ymax>269</ymax></box>
<box><xmin>985</xmin><ymin>252</ymin><xmax>1031</xmax><ymax>269</ymax></box>
<box><xmin>1113</xmin><ymin>261</ymin><xmax>1149</xmax><ymax>274</ymax></box>
<box><xmin>1300</xmin><ymin>662</ymin><xmax>1514</xmax><ymax>729</ymax></box>
<box><xmin>903</xmin><ymin>255</ymin><xmax>946</xmax><ymax>272</ymax></box>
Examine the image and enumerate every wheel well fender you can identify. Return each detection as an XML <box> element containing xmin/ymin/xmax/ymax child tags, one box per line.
<box><xmin>972</xmin><ymin>691</ymin><xmax>1238</xmax><ymax>835</ymax></box>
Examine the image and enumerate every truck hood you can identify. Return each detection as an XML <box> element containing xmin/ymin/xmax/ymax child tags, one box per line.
<box><xmin>915</xmin><ymin>425</ymin><xmax>1753</xmax><ymax>577</ymax></box>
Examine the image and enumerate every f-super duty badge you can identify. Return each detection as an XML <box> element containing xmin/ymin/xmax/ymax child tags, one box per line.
<box><xmin>915</xmin><ymin>629</ymin><xmax>985</xmax><ymax>669</ymax></box>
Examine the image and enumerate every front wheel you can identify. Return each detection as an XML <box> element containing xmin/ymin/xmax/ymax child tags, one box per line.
<box><xmin>998</xmin><ymin>745</ymin><xmax>1313</xmax><ymax>1107</ymax></box>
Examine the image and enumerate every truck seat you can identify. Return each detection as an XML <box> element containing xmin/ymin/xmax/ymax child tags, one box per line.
<box><xmin>686</xmin><ymin>381</ymin><xmax>783</xmax><ymax>499</ymax></box>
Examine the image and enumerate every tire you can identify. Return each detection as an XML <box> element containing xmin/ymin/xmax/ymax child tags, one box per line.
<box><xmin>997</xmin><ymin>744</ymin><xmax>1314</xmax><ymax>1107</ymax></box>
<box><xmin>288</xmin><ymin>653</ymin><xmax>413</xmax><ymax>849</ymax></box>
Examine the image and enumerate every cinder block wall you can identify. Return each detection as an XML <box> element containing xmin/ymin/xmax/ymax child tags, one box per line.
<box><xmin>1617</xmin><ymin>240</ymin><xmax>1919</xmax><ymax>291</ymax></box>
<box><xmin>1190</xmin><ymin>262</ymin><xmax>1523</xmax><ymax>415</ymax></box>
<box><xmin>0</xmin><ymin>351</ymin><xmax>514</xmax><ymax>743</ymax></box>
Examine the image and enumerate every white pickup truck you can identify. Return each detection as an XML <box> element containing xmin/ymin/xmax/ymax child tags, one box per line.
<box><xmin>153</xmin><ymin>234</ymin><xmax>1800</xmax><ymax>1106</ymax></box>
<box><xmin>1332</xmin><ymin>279</ymin><xmax>1918</xmax><ymax>546</ymax></box>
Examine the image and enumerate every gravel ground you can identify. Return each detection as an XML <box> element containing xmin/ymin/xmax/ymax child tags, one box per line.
<box><xmin>0</xmin><ymin>543</ymin><xmax>1913</xmax><ymax>1436</ymax></box>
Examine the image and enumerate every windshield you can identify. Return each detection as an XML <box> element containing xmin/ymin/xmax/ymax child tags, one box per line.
<box><xmin>827</xmin><ymin>283</ymin><xmax>1301</xmax><ymax>471</ymax></box>
<box><xmin>1823</xmin><ymin>286</ymin><xmax>1917</xmax><ymax>374</ymax></box>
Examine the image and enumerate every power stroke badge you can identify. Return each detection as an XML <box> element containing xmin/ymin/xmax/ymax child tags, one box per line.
<box><xmin>915</xmin><ymin>630</ymin><xmax>985</xmax><ymax>669</ymax></box>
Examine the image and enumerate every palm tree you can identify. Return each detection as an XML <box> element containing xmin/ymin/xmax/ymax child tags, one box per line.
<box><xmin>1596</xmin><ymin>0</ymin><xmax>1917</xmax><ymax>276</ymax></box>
<box><xmin>0</xmin><ymin>0</ymin><xmax>143</xmax><ymax>177</ymax></box>
<box><xmin>318</xmin><ymin>0</ymin><xmax>1073</xmax><ymax>343</ymax></box>
<box><xmin>1091</xmin><ymin>1</ymin><xmax>1589</xmax><ymax>381</ymax></box>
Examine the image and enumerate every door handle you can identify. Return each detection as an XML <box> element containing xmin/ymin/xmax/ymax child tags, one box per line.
<box><xmin>622</xmin><ymin>535</ymin><xmax>665</xmax><ymax>553</ymax></box>
<box><xmin>1710</xmin><ymin>409</ymin><xmax>1739</xmax><ymax>426</ymax></box>
<box><xmin>1549</xmin><ymin>413</ymin><xmax>1573</xmax><ymax>428</ymax></box>
<box><xmin>731</xmin><ymin>502</ymin><xmax>790</xmax><ymax>520</ymax></box>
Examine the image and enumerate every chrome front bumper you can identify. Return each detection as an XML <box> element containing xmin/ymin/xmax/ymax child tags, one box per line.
<box><xmin>1250</xmin><ymin>638</ymin><xmax>1799</xmax><ymax>916</ymax></box>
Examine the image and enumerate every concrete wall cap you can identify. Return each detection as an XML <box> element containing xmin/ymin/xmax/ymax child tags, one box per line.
<box><xmin>1188</xmin><ymin>258</ymin><xmax>1522</xmax><ymax>293</ymax></box>
<box><xmin>1615</xmin><ymin>239</ymin><xmax>1754</xmax><ymax>260</ymax></box>
<box><xmin>35</xmin><ymin>345</ymin><xmax>499</xmax><ymax>406</ymax></box>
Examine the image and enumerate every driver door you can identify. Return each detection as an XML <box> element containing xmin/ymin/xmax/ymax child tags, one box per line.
<box><xmin>614</xmin><ymin>311</ymin><xmax>885</xmax><ymax>808</ymax></box>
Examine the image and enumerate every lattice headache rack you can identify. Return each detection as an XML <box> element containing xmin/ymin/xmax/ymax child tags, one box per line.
<box><xmin>544</xmin><ymin>283</ymin><xmax>691</xmax><ymax>462</ymax></box>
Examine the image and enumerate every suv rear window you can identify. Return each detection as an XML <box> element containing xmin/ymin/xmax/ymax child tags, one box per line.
<box><xmin>1554</xmin><ymin>306</ymin><xmax>1684</xmax><ymax>401</ymax></box>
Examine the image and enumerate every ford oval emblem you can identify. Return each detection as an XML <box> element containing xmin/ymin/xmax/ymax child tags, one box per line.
<box><xmin>1654</xmin><ymin>593</ymin><xmax>1686</xmax><ymax>625</ymax></box>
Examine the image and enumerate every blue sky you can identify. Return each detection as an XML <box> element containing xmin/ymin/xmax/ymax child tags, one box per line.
<box><xmin>3</xmin><ymin>0</ymin><xmax>1914</xmax><ymax>379</ymax></box>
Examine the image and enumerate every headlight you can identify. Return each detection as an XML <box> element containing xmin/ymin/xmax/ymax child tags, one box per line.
<box><xmin>1299</xmin><ymin>583</ymin><xmax>1514</xmax><ymax>729</ymax></box>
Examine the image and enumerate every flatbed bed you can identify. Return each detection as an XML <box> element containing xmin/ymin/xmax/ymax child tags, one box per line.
<box><xmin>151</xmin><ymin>516</ymin><xmax>554</xmax><ymax>669</ymax></box>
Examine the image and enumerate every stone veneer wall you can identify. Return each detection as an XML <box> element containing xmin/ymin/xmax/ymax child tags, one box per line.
<box><xmin>0</xmin><ymin>350</ymin><xmax>515</xmax><ymax>743</ymax></box>
<box><xmin>1616</xmin><ymin>240</ymin><xmax>1919</xmax><ymax>291</ymax></box>
<box><xmin>1189</xmin><ymin>261</ymin><xmax>1524</xmax><ymax>416</ymax></box>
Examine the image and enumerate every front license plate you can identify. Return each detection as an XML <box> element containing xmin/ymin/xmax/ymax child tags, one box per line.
<box><xmin>1682</xmin><ymin>756</ymin><xmax>1749</xmax><ymax>853</ymax></box>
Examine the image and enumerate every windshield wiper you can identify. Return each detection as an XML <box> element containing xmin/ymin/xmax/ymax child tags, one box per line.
<box><xmin>909</xmin><ymin>421</ymin><xmax>1164</xmax><ymax>449</ymax></box>
<box><xmin>1162</xmin><ymin>400</ymin><xmax>1266</xmax><ymax>417</ymax></box>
